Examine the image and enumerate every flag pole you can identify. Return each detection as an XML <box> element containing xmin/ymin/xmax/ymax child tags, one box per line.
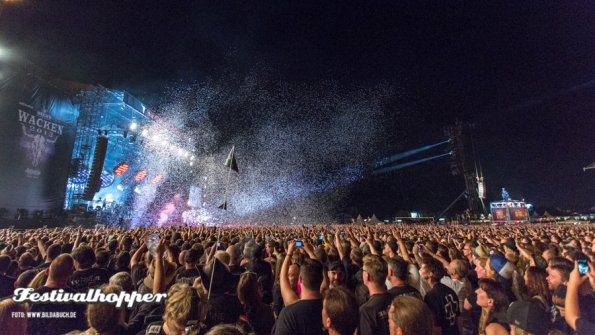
<box><xmin>208</xmin><ymin>145</ymin><xmax>235</xmax><ymax>301</ymax></box>
<box><xmin>221</xmin><ymin>145</ymin><xmax>235</xmax><ymax>210</ymax></box>
<box><xmin>207</xmin><ymin>224</ymin><xmax>222</xmax><ymax>301</ymax></box>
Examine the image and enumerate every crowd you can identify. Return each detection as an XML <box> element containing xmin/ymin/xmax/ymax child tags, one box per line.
<box><xmin>0</xmin><ymin>223</ymin><xmax>593</xmax><ymax>335</ymax></box>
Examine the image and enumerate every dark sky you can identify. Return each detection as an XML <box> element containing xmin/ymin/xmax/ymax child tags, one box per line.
<box><xmin>2</xmin><ymin>1</ymin><xmax>594</xmax><ymax>215</ymax></box>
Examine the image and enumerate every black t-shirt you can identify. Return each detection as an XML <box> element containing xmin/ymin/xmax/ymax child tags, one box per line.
<box><xmin>27</xmin><ymin>286</ymin><xmax>87</xmax><ymax>335</ymax></box>
<box><xmin>175</xmin><ymin>268</ymin><xmax>200</xmax><ymax>285</ymax></box>
<box><xmin>388</xmin><ymin>284</ymin><xmax>422</xmax><ymax>300</ymax></box>
<box><xmin>577</xmin><ymin>317</ymin><xmax>595</xmax><ymax>335</ymax></box>
<box><xmin>358</xmin><ymin>292</ymin><xmax>392</xmax><ymax>335</ymax></box>
<box><xmin>131</xmin><ymin>263</ymin><xmax>147</xmax><ymax>289</ymax></box>
<box><xmin>272</xmin><ymin>299</ymin><xmax>325</xmax><ymax>335</ymax></box>
<box><xmin>424</xmin><ymin>283</ymin><xmax>460</xmax><ymax>335</ymax></box>
<box><xmin>243</xmin><ymin>302</ymin><xmax>275</xmax><ymax>335</ymax></box>
<box><xmin>272</xmin><ymin>283</ymin><xmax>284</xmax><ymax>316</ymax></box>
<box><xmin>69</xmin><ymin>267</ymin><xmax>111</xmax><ymax>292</ymax></box>
<box><xmin>204</xmin><ymin>292</ymin><xmax>243</xmax><ymax>329</ymax></box>
<box><xmin>0</xmin><ymin>274</ymin><xmax>15</xmax><ymax>299</ymax></box>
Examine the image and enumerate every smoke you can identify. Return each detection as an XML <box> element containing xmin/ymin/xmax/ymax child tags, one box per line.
<box><xmin>132</xmin><ymin>74</ymin><xmax>403</xmax><ymax>224</ymax></box>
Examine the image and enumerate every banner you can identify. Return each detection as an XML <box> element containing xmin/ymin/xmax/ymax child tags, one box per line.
<box><xmin>0</xmin><ymin>65</ymin><xmax>80</xmax><ymax>215</ymax></box>
<box><xmin>509</xmin><ymin>207</ymin><xmax>528</xmax><ymax>221</ymax></box>
<box><xmin>491</xmin><ymin>208</ymin><xmax>507</xmax><ymax>221</ymax></box>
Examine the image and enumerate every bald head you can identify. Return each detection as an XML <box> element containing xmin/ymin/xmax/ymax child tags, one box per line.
<box><xmin>48</xmin><ymin>254</ymin><xmax>74</xmax><ymax>285</ymax></box>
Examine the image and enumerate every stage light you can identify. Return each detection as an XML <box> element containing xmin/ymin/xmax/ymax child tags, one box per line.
<box><xmin>105</xmin><ymin>193</ymin><xmax>114</xmax><ymax>202</ymax></box>
<box><xmin>190</xmin><ymin>161</ymin><xmax>194</xmax><ymax>166</ymax></box>
<box><xmin>177</xmin><ymin>148</ymin><xmax>184</xmax><ymax>156</ymax></box>
<box><xmin>184</xmin><ymin>151</ymin><xmax>190</xmax><ymax>158</ymax></box>
<box><xmin>141</xmin><ymin>129</ymin><xmax>149</xmax><ymax>137</ymax></box>
<box><xmin>191</xmin><ymin>156</ymin><xmax>195</xmax><ymax>160</ymax></box>
<box><xmin>152</xmin><ymin>134</ymin><xmax>160</xmax><ymax>141</ymax></box>
<box><xmin>113</xmin><ymin>163</ymin><xmax>129</xmax><ymax>175</ymax></box>
<box><xmin>129</xmin><ymin>122</ymin><xmax>138</xmax><ymax>131</ymax></box>
<box><xmin>134</xmin><ymin>187</ymin><xmax>141</xmax><ymax>194</ymax></box>
<box><xmin>116</xmin><ymin>184</ymin><xmax>124</xmax><ymax>191</ymax></box>
<box><xmin>152</xmin><ymin>175</ymin><xmax>162</xmax><ymax>184</ymax></box>
<box><xmin>135</xmin><ymin>170</ymin><xmax>147</xmax><ymax>181</ymax></box>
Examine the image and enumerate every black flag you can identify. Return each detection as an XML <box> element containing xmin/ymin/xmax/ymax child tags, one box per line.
<box><xmin>224</xmin><ymin>145</ymin><xmax>238</xmax><ymax>172</ymax></box>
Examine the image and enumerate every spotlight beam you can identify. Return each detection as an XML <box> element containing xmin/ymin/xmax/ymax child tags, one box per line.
<box><xmin>372</xmin><ymin>152</ymin><xmax>452</xmax><ymax>175</ymax></box>
<box><xmin>374</xmin><ymin>140</ymin><xmax>450</xmax><ymax>169</ymax></box>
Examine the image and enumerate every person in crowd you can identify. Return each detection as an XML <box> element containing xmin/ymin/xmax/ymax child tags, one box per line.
<box><xmin>236</xmin><ymin>271</ymin><xmax>275</xmax><ymax>335</ymax></box>
<box><xmin>327</xmin><ymin>261</ymin><xmax>347</xmax><ymax>289</ymax></box>
<box><xmin>358</xmin><ymin>254</ymin><xmax>392</xmax><ymax>335</ymax></box>
<box><xmin>386</xmin><ymin>257</ymin><xmax>422</xmax><ymax>300</ymax></box>
<box><xmin>0</xmin><ymin>298</ymin><xmax>28</xmax><ymax>335</ymax></box>
<box><xmin>28</xmin><ymin>254</ymin><xmax>88</xmax><ymax>335</ymax></box>
<box><xmin>70</xmin><ymin>245</ymin><xmax>110</xmax><ymax>292</ymax></box>
<box><xmin>522</xmin><ymin>266</ymin><xmax>551</xmax><ymax>310</ymax></box>
<box><xmin>34</xmin><ymin>242</ymin><xmax>61</xmax><ymax>272</ymax></box>
<box><xmin>550</xmin><ymin>285</ymin><xmax>574</xmax><ymax>334</ymax></box>
<box><xmin>546</xmin><ymin>257</ymin><xmax>573</xmax><ymax>292</ymax></box>
<box><xmin>175</xmin><ymin>248</ymin><xmax>201</xmax><ymax>285</ymax></box>
<box><xmin>109</xmin><ymin>271</ymin><xmax>134</xmax><ymax>292</ymax></box>
<box><xmin>564</xmin><ymin>261</ymin><xmax>595</xmax><ymax>335</ymax></box>
<box><xmin>244</xmin><ymin>244</ymin><xmax>274</xmax><ymax>304</ymax></box>
<box><xmin>421</xmin><ymin>257</ymin><xmax>461</xmax><ymax>335</ymax></box>
<box><xmin>0</xmin><ymin>255</ymin><xmax>16</xmax><ymax>298</ymax></box>
<box><xmin>322</xmin><ymin>286</ymin><xmax>359</xmax><ymax>335</ymax></box>
<box><xmin>475</xmin><ymin>278</ymin><xmax>510</xmax><ymax>335</ymax></box>
<box><xmin>273</xmin><ymin>241</ymin><xmax>325</xmax><ymax>335</ymax></box>
<box><xmin>65</xmin><ymin>284</ymin><xmax>128</xmax><ymax>335</ymax></box>
<box><xmin>204</xmin><ymin>324</ymin><xmax>244</xmax><ymax>335</ymax></box>
<box><xmin>144</xmin><ymin>283</ymin><xmax>207</xmax><ymax>335</ymax></box>
<box><xmin>506</xmin><ymin>299</ymin><xmax>550</xmax><ymax>335</ymax></box>
<box><xmin>444</xmin><ymin>259</ymin><xmax>473</xmax><ymax>312</ymax></box>
<box><xmin>199</xmin><ymin>257</ymin><xmax>243</xmax><ymax>329</ymax></box>
<box><xmin>226</xmin><ymin>244</ymin><xmax>243</xmax><ymax>275</ymax></box>
<box><xmin>388</xmin><ymin>295</ymin><xmax>434</xmax><ymax>335</ymax></box>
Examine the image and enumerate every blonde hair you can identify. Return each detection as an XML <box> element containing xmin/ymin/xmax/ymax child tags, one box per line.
<box><xmin>390</xmin><ymin>296</ymin><xmax>433</xmax><ymax>335</ymax></box>
<box><xmin>86</xmin><ymin>285</ymin><xmax>125</xmax><ymax>333</ymax></box>
<box><xmin>0</xmin><ymin>299</ymin><xmax>28</xmax><ymax>335</ymax></box>
<box><xmin>362</xmin><ymin>254</ymin><xmax>387</xmax><ymax>285</ymax></box>
<box><xmin>163</xmin><ymin>283</ymin><xmax>203</xmax><ymax>326</ymax></box>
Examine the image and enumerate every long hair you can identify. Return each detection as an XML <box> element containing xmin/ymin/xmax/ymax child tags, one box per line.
<box><xmin>237</xmin><ymin>272</ymin><xmax>261</xmax><ymax>311</ymax></box>
<box><xmin>524</xmin><ymin>266</ymin><xmax>551</xmax><ymax>305</ymax></box>
<box><xmin>478</xmin><ymin>279</ymin><xmax>509</xmax><ymax>329</ymax></box>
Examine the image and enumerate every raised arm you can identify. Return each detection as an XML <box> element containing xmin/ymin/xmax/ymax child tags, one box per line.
<box><xmin>280</xmin><ymin>241</ymin><xmax>299</xmax><ymax>306</ymax></box>
<box><xmin>131</xmin><ymin>242</ymin><xmax>147</xmax><ymax>268</ymax></box>
<box><xmin>392</xmin><ymin>229</ymin><xmax>413</xmax><ymax>264</ymax></box>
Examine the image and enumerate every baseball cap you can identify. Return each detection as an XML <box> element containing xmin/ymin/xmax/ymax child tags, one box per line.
<box><xmin>507</xmin><ymin>299</ymin><xmax>549</xmax><ymax>335</ymax></box>
<box><xmin>490</xmin><ymin>252</ymin><xmax>514</xmax><ymax>279</ymax></box>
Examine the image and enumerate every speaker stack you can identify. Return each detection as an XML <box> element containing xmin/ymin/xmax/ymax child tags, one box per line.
<box><xmin>82</xmin><ymin>136</ymin><xmax>108</xmax><ymax>201</ymax></box>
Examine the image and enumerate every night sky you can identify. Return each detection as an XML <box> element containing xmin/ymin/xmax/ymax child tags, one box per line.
<box><xmin>1</xmin><ymin>1</ymin><xmax>594</xmax><ymax>217</ymax></box>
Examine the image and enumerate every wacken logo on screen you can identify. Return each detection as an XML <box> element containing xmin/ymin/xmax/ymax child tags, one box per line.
<box><xmin>18</xmin><ymin>102</ymin><xmax>64</xmax><ymax>178</ymax></box>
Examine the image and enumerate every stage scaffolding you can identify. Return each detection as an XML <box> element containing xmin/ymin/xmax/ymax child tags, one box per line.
<box><xmin>64</xmin><ymin>88</ymin><xmax>150</xmax><ymax>210</ymax></box>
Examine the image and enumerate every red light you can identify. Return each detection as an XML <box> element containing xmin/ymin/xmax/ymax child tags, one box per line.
<box><xmin>152</xmin><ymin>175</ymin><xmax>162</xmax><ymax>184</ymax></box>
<box><xmin>135</xmin><ymin>170</ymin><xmax>147</xmax><ymax>181</ymax></box>
<box><xmin>113</xmin><ymin>163</ymin><xmax>129</xmax><ymax>176</ymax></box>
